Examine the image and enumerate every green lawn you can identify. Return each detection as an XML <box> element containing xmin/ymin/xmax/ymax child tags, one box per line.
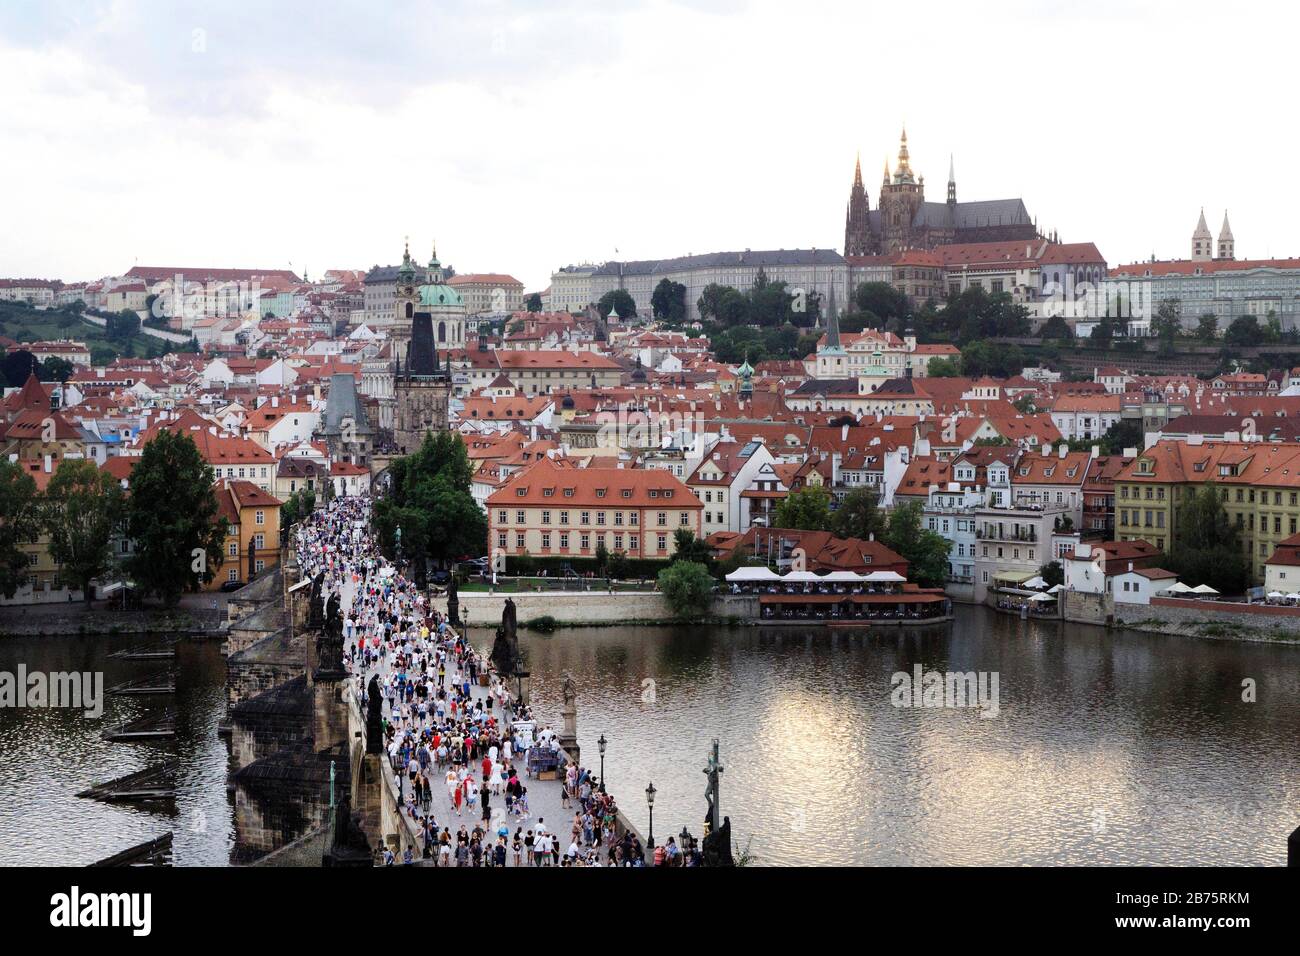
<box><xmin>0</xmin><ymin>301</ymin><xmax>162</xmax><ymax>365</ymax></box>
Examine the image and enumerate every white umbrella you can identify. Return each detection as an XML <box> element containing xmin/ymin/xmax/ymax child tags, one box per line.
<box><xmin>821</xmin><ymin>571</ymin><xmax>864</xmax><ymax>582</ymax></box>
<box><xmin>1047</xmin><ymin>583</ymin><xmax>1064</xmax><ymax>593</ymax></box>
<box><xmin>1028</xmin><ymin>592</ymin><xmax>1055</xmax><ymax>602</ymax></box>
<box><xmin>1022</xmin><ymin>575</ymin><xmax>1047</xmax><ymax>590</ymax></box>
<box><xmin>1287</xmin><ymin>592</ymin><xmax>1300</xmax><ymax>601</ymax></box>
<box><xmin>1164</xmin><ymin>581</ymin><xmax>1193</xmax><ymax>594</ymax></box>
<box><xmin>1267</xmin><ymin>591</ymin><xmax>1285</xmax><ymax>599</ymax></box>
<box><xmin>1191</xmin><ymin>584</ymin><xmax>1219</xmax><ymax>595</ymax></box>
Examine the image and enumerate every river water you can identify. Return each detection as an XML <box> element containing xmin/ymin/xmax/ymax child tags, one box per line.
<box><xmin>1</xmin><ymin>609</ymin><xmax>1297</xmax><ymax>866</ymax></box>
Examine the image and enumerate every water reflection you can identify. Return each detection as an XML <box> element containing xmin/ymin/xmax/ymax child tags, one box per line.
<box><xmin>0</xmin><ymin>636</ymin><xmax>231</xmax><ymax>866</ymax></box>
<box><xmin>505</xmin><ymin>610</ymin><xmax>1300</xmax><ymax>866</ymax></box>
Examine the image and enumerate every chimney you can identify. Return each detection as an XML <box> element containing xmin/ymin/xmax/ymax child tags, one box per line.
<box><xmin>1043</xmin><ymin>444</ymin><xmax>1052</xmax><ymax>457</ymax></box>
<box><xmin>43</xmin><ymin>454</ymin><xmax>52</xmax><ymax>473</ymax></box>
<box><xmin>841</xmin><ymin>423</ymin><xmax>849</xmax><ymax>442</ymax></box>
<box><xmin>1059</xmin><ymin>445</ymin><xmax>1067</xmax><ymax>459</ymax></box>
<box><xmin>1090</xmin><ymin>444</ymin><xmax>1099</xmax><ymax>458</ymax></box>
<box><xmin>272</xmin><ymin>395</ymin><xmax>279</xmax><ymax>408</ymax></box>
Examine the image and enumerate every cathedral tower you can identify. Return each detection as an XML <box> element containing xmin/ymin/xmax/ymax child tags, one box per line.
<box><xmin>878</xmin><ymin>127</ymin><xmax>925</xmax><ymax>253</ymax></box>
<box><xmin>843</xmin><ymin>153</ymin><xmax>873</xmax><ymax>257</ymax></box>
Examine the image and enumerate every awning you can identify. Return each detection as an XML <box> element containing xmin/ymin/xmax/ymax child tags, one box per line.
<box><xmin>1022</xmin><ymin>575</ymin><xmax>1047</xmax><ymax>590</ymax></box>
<box><xmin>863</xmin><ymin>570</ymin><xmax>907</xmax><ymax>582</ymax></box>
<box><xmin>759</xmin><ymin>592</ymin><xmax>946</xmax><ymax>605</ymax></box>
<box><xmin>1163</xmin><ymin>581</ymin><xmax>1193</xmax><ymax>594</ymax></box>
<box><xmin>781</xmin><ymin>571</ymin><xmax>822</xmax><ymax>583</ymax></box>
<box><xmin>992</xmin><ymin>570</ymin><xmax>1037</xmax><ymax>584</ymax></box>
<box><xmin>1028</xmin><ymin>592</ymin><xmax>1056</xmax><ymax>602</ymax></box>
<box><xmin>1191</xmin><ymin>584</ymin><xmax>1219</xmax><ymax>595</ymax></box>
<box><xmin>725</xmin><ymin>566</ymin><xmax>781</xmax><ymax>582</ymax></box>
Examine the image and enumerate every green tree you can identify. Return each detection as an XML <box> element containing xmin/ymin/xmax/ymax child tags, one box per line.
<box><xmin>280</xmin><ymin>487</ymin><xmax>317</xmax><ymax>530</ymax></box>
<box><xmin>1196</xmin><ymin>314</ymin><xmax>1219</xmax><ymax>342</ymax></box>
<box><xmin>373</xmin><ymin>431</ymin><xmax>487</xmax><ymax>579</ymax></box>
<box><xmin>41</xmin><ymin>356</ymin><xmax>73</xmax><ymax>383</ymax></box>
<box><xmin>1039</xmin><ymin>315</ymin><xmax>1073</xmax><ymax>340</ymax></box>
<box><xmin>656</xmin><ymin>560</ymin><xmax>714</xmax><ymax>616</ymax></box>
<box><xmin>1151</xmin><ymin>299</ymin><xmax>1182</xmax><ymax>341</ymax></box>
<box><xmin>883</xmin><ymin>501</ymin><xmax>949</xmax><ymax>589</ymax></box>
<box><xmin>1039</xmin><ymin>560</ymin><xmax>1064</xmax><ymax>588</ymax></box>
<box><xmin>925</xmin><ymin>356</ymin><xmax>961</xmax><ymax>377</ymax></box>
<box><xmin>107</xmin><ymin>308</ymin><xmax>140</xmax><ymax>341</ymax></box>
<box><xmin>125</xmin><ymin>429</ymin><xmax>228</xmax><ymax>605</ymax></box>
<box><xmin>1224</xmin><ymin>315</ymin><xmax>1263</xmax><ymax>347</ymax></box>
<box><xmin>0</xmin><ymin>460</ymin><xmax>40</xmax><ymax>598</ymax></box>
<box><xmin>594</xmin><ymin>541</ymin><xmax>610</xmax><ymax>577</ymax></box>
<box><xmin>672</xmin><ymin>527</ymin><xmax>712</xmax><ymax>564</ymax></box>
<box><xmin>524</xmin><ymin>292</ymin><xmax>543</xmax><ymax>312</ymax></box>
<box><xmin>828</xmin><ymin>487</ymin><xmax>886</xmax><ymax>540</ymax></box>
<box><xmin>773</xmin><ymin>485</ymin><xmax>831</xmax><ymax>531</ymax></box>
<box><xmin>1089</xmin><ymin>314</ymin><xmax>1115</xmax><ymax>345</ymax></box>
<box><xmin>42</xmin><ymin>458</ymin><xmax>125</xmax><ymax>603</ymax></box>
<box><xmin>1156</xmin><ymin>484</ymin><xmax>1252</xmax><ymax>596</ymax></box>
<box><xmin>651</xmin><ymin>278</ymin><xmax>687</xmax><ymax>323</ymax></box>
<box><xmin>597</xmin><ymin>288</ymin><xmax>637</xmax><ymax>320</ymax></box>
<box><xmin>854</xmin><ymin>282</ymin><xmax>910</xmax><ymax>324</ymax></box>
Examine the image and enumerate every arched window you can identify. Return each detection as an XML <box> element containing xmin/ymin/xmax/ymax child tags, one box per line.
<box><xmin>438</xmin><ymin>321</ymin><xmax>446</xmax><ymax>342</ymax></box>
<box><xmin>405</xmin><ymin>302</ymin><xmax>413</xmax><ymax>319</ymax></box>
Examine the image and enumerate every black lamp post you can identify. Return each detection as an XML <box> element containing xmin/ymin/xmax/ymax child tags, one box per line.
<box><xmin>597</xmin><ymin>733</ymin><xmax>608</xmax><ymax>791</ymax></box>
<box><xmin>645</xmin><ymin>781</ymin><xmax>656</xmax><ymax>850</ymax></box>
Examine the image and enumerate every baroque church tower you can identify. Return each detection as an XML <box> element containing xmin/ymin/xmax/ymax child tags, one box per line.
<box><xmin>391</xmin><ymin>239</ymin><xmax>452</xmax><ymax>455</ymax></box>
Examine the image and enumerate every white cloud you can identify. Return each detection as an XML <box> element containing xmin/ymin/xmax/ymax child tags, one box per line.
<box><xmin>0</xmin><ymin>0</ymin><xmax>1295</xmax><ymax>290</ymax></box>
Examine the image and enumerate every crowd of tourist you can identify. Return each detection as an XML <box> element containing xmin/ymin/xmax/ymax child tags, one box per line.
<box><xmin>293</xmin><ymin>496</ymin><xmax>673</xmax><ymax>866</ymax></box>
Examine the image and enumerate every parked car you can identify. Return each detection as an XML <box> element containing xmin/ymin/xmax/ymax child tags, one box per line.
<box><xmin>220</xmin><ymin>580</ymin><xmax>246</xmax><ymax>593</ymax></box>
<box><xmin>430</xmin><ymin>569</ymin><xmax>451</xmax><ymax>585</ymax></box>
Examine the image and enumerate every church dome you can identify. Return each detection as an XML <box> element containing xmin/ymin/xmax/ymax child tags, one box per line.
<box><xmin>418</xmin><ymin>283</ymin><xmax>464</xmax><ymax>308</ymax></box>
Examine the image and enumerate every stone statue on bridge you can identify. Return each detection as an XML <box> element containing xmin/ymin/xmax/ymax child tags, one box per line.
<box><xmin>307</xmin><ymin>571</ymin><xmax>325</xmax><ymax>630</ymax></box>
<box><xmin>447</xmin><ymin>577</ymin><xmax>460</xmax><ymax>626</ymax></box>
<box><xmin>365</xmin><ymin>673</ymin><xmax>383</xmax><ymax>755</ymax></box>
<box><xmin>491</xmin><ymin>598</ymin><xmax>520</xmax><ymax>676</ymax></box>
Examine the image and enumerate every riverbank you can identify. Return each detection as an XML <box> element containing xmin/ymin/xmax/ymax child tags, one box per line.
<box><xmin>0</xmin><ymin>603</ymin><xmax>227</xmax><ymax>638</ymax></box>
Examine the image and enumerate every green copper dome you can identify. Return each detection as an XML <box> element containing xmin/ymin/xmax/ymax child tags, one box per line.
<box><xmin>418</xmin><ymin>283</ymin><xmax>463</xmax><ymax>307</ymax></box>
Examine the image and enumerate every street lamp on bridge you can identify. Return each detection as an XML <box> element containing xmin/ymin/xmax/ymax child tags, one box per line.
<box><xmin>645</xmin><ymin>781</ymin><xmax>656</xmax><ymax>851</ymax></box>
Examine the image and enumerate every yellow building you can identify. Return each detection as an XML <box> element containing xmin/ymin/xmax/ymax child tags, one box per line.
<box><xmin>1114</xmin><ymin>440</ymin><xmax>1300</xmax><ymax>583</ymax></box>
<box><xmin>209</xmin><ymin>479</ymin><xmax>283</xmax><ymax>589</ymax></box>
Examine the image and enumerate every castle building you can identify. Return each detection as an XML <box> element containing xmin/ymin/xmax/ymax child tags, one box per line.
<box><xmin>843</xmin><ymin>128</ymin><xmax>1039</xmax><ymax>255</ymax></box>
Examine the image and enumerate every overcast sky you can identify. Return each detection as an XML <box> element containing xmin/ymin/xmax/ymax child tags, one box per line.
<box><xmin>1</xmin><ymin>0</ymin><xmax>1294</xmax><ymax>291</ymax></box>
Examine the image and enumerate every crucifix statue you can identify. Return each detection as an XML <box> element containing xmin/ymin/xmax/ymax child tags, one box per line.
<box><xmin>700</xmin><ymin>737</ymin><xmax>734</xmax><ymax>866</ymax></box>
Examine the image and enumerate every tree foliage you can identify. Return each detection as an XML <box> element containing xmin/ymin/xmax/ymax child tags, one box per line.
<box><xmin>125</xmin><ymin>429</ymin><xmax>228</xmax><ymax>605</ymax></box>
<box><xmin>828</xmin><ymin>487</ymin><xmax>886</xmax><ymax>541</ymax></box>
<box><xmin>651</xmin><ymin>279</ymin><xmax>687</xmax><ymax>323</ymax></box>
<box><xmin>43</xmin><ymin>458</ymin><xmax>125</xmax><ymax>602</ymax></box>
<box><xmin>883</xmin><ymin>500</ymin><xmax>949</xmax><ymax>589</ymax></box>
<box><xmin>773</xmin><ymin>485</ymin><xmax>831</xmax><ymax>531</ymax></box>
<box><xmin>656</xmin><ymin>559</ymin><xmax>714</xmax><ymax>616</ymax></box>
<box><xmin>0</xmin><ymin>460</ymin><xmax>40</xmax><ymax>598</ymax></box>
<box><xmin>373</xmin><ymin>431</ymin><xmax>487</xmax><ymax>578</ymax></box>
<box><xmin>597</xmin><ymin>289</ymin><xmax>637</xmax><ymax>320</ymax></box>
<box><xmin>1159</xmin><ymin>483</ymin><xmax>1252</xmax><ymax>596</ymax></box>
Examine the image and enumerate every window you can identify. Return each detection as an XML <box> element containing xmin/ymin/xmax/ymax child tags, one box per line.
<box><xmin>497</xmin><ymin>532</ymin><xmax>507</xmax><ymax>549</ymax></box>
<box><xmin>657</xmin><ymin>512</ymin><xmax>667</xmax><ymax>526</ymax></box>
<box><xmin>516</xmin><ymin>510</ymin><xmax>525</xmax><ymax>524</ymax></box>
<box><xmin>657</xmin><ymin>534</ymin><xmax>667</xmax><ymax>552</ymax></box>
<box><xmin>516</xmin><ymin>533</ymin><xmax>525</xmax><ymax>549</ymax></box>
<box><xmin>580</xmin><ymin>534</ymin><xmax>590</xmax><ymax>550</ymax></box>
<box><xmin>560</xmin><ymin>511</ymin><xmax>569</xmax><ymax>525</ymax></box>
<box><xmin>228</xmin><ymin>569</ymin><xmax>238</xmax><ymax>582</ymax></box>
<box><xmin>228</xmin><ymin>542</ymin><xmax>238</xmax><ymax>557</ymax></box>
<box><xmin>498</xmin><ymin>510</ymin><xmax>507</xmax><ymax>525</ymax></box>
<box><xmin>541</xmin><ymin>510</ymin><xmax>551</xmax><ymax>524</ymax></box>
<box><xmin>680</xmin><ymin>512</ymin><xmax>690</xmax><ymax>526</ymax></box>
<box><xmin>541</xmin><ymin>533</ymin><xmax>551</xmax><ymax>549</ymax></box>
<box><xmin>597</xmin><ymin>512</ymin><xmax>606</xmax><ymax>526</ymax></box>
<box><xmin>629</xmin><ymin>535</ymin><xmax>638</xmax><ymax>550</ymax></box>
<box><xmin>581</xmin><ymin>511</ymin><xmax>590</xmax><ymax>524</ymax></box>
<box><xmin>254</xmin><ymin>534</ymin><xmax>264</xmax><ymax>549</ymax></box>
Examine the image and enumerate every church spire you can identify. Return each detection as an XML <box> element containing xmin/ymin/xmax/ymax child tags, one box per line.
<box><xmin>1192</xmin><ymin>208</ymin><xmax>1212</xmax><ymax>261</ymax></box>
<box><xmin>947</xmin><ymin>153</ymin><xmax>956</xmax><ymax>204</ymax></box>
<box><xmin>882</xmin><ymin>157</ymin><xmax>891</xmax><ymax>186</ymax></box>
<box><xmin>894</xmin><ymin>126</ymin><xmax>914</xmax><ymax>183</ymax></box>
<box><xmin>853</xmin><ymin>151</ymin><xmax>863</xmax><ymax>188</ymax></box>
<box><xmin>1216</xmin><ymin>210</ymin><xmax>1235</xmax><ymax>260</ymax></box>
